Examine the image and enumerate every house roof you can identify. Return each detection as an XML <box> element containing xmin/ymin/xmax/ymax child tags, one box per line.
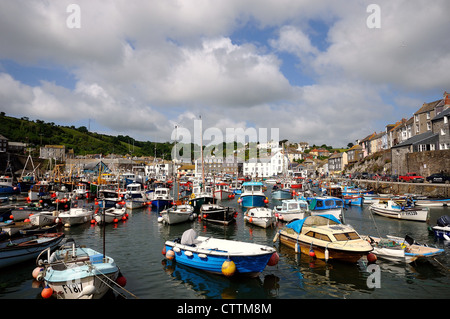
<box><xmin>414</xmin><ymin>99</ymin><xmax>442</xmax><ymax>115</ymax></box>
<box><xmin>432</xmin><ymin>106</ymin><xmax>450</xmax><ymax>121</ymax></box>
<box><xmin>391</xmin><ymin>131</ymin><xmax>438</xmax><ymax>149</ymax></box>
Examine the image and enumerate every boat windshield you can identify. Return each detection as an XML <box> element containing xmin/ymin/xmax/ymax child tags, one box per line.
<box><xmin>334</xmin><ymin>232</ymin><xmax>360</xmax><ymax>241</ymax></box>
<box><xmin>305</xmin><ymin>231</ymin><xmax>331</xmax><ymax>242</ymax></box>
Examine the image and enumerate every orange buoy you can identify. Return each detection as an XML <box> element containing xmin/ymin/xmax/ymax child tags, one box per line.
<box><xmin>41</xmin><ymin>286</ymin><xmax>53</xmax><ymax>299</ymax></box>
<box><xmin>166</xmin><ymin>249</ymin><xmax>175</xmax><ymax>260</ymax></box>
<box><xmin>116</xmin><ymin>273</ymin><xmax>127</xmax><ymax>287</ymax></box>
<box><xmin>161</xmin><ymin>246</ymin><xmax>166</xmax><ymax>256</ymax></box>
<box><xmin>113</xmin><ymin>218</ymin><xmax>119</xmax><ymax>223</ymax></box>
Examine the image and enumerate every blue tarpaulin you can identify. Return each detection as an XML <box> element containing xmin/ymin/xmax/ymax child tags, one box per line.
<box><xmin>286</xmin><ymin>214</ymin><xmax>341</xmax><ymax>233</ymax></box>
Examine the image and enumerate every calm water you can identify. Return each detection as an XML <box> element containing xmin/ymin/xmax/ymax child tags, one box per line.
<box><xmin>1</xmin><ymin>192</ymin><xmax>450</xmax><ymax>300</ymax></box>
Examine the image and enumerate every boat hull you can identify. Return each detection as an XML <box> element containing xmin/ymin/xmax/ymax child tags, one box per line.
<box><xmin>271</xmin><ymin>190</ymin><xmax>292</xmax><ymax>200</ymax></box>
<box><xmin>164</xmin><ymin>236</ymin><xmax>276</xmax><ymax>277</ymax></box>
<box><xmin>279</xmin><ymin>232</ymin><xmax>371</xmax><ymax>263</ymax></box>
<box><xmin>0</xmin><ymin>233</ymin><xmax>65</xmax><ymax>269</ymax></box>
<box><xmin>369</xmin><ymin>205</ymin><xmax>429</xmax><ymax>222</ymax></box>
<box><xmin>240</xmin><ymin>194</ymin><xmax>267</xmax><ymax>208</ymax></box>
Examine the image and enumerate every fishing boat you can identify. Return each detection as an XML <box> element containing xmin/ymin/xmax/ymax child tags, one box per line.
<box><xmin>124</xmin><ymin>183</ymin><xmax>148</xmax><ymax>210</ymax></box>
<box><xmin>57</xmin><ymin>206</ymin><xmax>95</xmax><ymax>227</ymax></box>
<box><xmin>429</xmin><ymin>215</ymin><xmax>450</xmax><ymax>240</ymax></box>
<box><xmin>238</xmin><ymin>182</ymin><xmax>268</xmax><ymax>208</ymax></box>
<box><xmin>200</xmin><ymin>203</ymin><xmax>236</xmax><ymax>225</ymax></box>
<box><xmin>213</xmin><ymin>183</ymin><xmax>232</xmax><ymax>200</ymax></box>
<box><xmin>362</xmin><ymin>234</ymin><xmax>444</xmax><ymax>263</ymax></box>
<box><xmin>369</xmin><ymin>199</ymin><xmax>429</xmax><ymax>222</ymax></box>
<box><xmin>188</xmin><ymin>185</ymin><xmax>214</xmax><ymax>212</ymax></box>
<box><xmin>151</xmin><ymin>187</ymin><xmax>173</xmax><ymax>210</ymax></box>
<box><xmin>0</xmin><ymin>232</ymin><xmax>65</xmax><ymax>269</ymax></box>
<box><xmin>94</xmin><ymin>206</ymin><xmax>127</xmax><ymax>225</ymax></box>
<box><xmin>0</xmin><ymin>176</ymin><xmax>21</xmax><ymax>195</ymax></box>
<box><xmin>229</xmin><ymin>181</ymin><xmax>242</xmax><ymax>195</ymax></box>
<box><xmin>274</xmin><ymin>199</ymin><xmax>310</xmax><ymax>222</ymax></box>
<box><xmin>163</xmin><ymin>229</ymin><xmax>278</xmax><ymax>277</ymax></box>
<box><xmin>307</xmin><ymin>196</ymin><xmax>344</xmax><ymax>222</ymax></box>
<box><xmin>271</xmin><ymin>188</ymin><xmax>293</xmax><ymax>200</ymax></box>
<box><xmin>73</xmin><ymin>182</ymin><xmax>90</xmax><ymax>199</ymax></box>
<box><xmin>97</xmin><ymin>185</ymin><xmax>123</xmax><ymax>208</ymax></box>
<box><xmin>244</xmin><ymin>207</ymin><xmax>277</xmax><ymax>228</ymax></box>
<box><xmin>36</xmin><ymin>239</ymin><xmax>124</xmax><ymax>299</ymax></box>
<box><xmin>275</xmin><ymin>215</ymin><xmax>373</xmax><ymax>263</ymax></box>
<box><xmin>343</xmin><ymin>194</ymin><xmax>364</xmax><ymax>206</ymax></box>
<box><xmin>160</xmin><ymin>204</ymin><xmax>195</xmax><ymax>225</ymax></box>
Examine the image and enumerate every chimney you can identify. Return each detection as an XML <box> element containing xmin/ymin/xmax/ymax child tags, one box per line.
<box><xmin>444</xmin><ymin>91</ymin><xmax>450</xmax><ymax>107</ymax></box>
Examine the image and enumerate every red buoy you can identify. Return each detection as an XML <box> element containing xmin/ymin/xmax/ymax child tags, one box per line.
<box><xmin>267</xmin><ymin>252</ymin><xmax>279</xmax><ymax>266</ymax></box>
<box><xmin>367</xmin><ymin>253</ymin><xmax>377</xmax><ymax>263</ymax></box>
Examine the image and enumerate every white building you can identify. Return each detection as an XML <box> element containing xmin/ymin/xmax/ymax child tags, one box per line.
<box><xmin>243</xmin><ymin>151</ymin><xmax>289</xmax><ymax>178</ymax></box>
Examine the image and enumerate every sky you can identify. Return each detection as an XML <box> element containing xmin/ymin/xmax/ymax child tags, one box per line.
<box><xmin>0</xmin><ymin>0</ymin><xmax>449</xmax><ymax>149</ymax></box>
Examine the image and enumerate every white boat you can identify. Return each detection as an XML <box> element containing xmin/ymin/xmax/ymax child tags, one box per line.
<box><xmin>57</xmin><ymin>207</ymin><xmax>94</xmax><ymax>227</ymax></box>
<box><xmin>29</xmin><ymin>210</ymin><xmax>59</xmax><ymax>227</ymax></box>
<box><xmin>369</xmin><ymin>199</ymin><xmax>429</xmax><ymax>222</ymax></box>
<box><xmin>213</xmin><ymin>183</ymin><xmax>232</xmax><ymax>200</ymax></box>
<box><xmin>36</xmin><ymin>240</ymin><xmax>124</xmax><ymax>299</ymax></box>
<box><xmin>73</xmin><ymin>183</ymin><xmax>89</xmax><ymax>199</ymax></box>
<box><xmin>276</xmin><ymin>215</ymin><xmax>373</xmax><ymax>263</ymax></box>
<box><xmin>362</xmin><ymin>234</ymin><xmax>444</xmax><ymax>263</ymax></box>
<box><xmin>94</xmin><ymin>206</ymin><xmax>127</xmax><ymax>225</ymax></box>
<box><xmin>124</xmin><ymin>183</ymin><xmax>148</xmax><ymax>210</ymax></box>
<box><xmin>274</xmin><ymin>199</ymin><xmax>310</xmax><ymax>222</ymax></box>
<box><xmin>414</xmin><ymin>198</ymin><xmax>450</xmax><ymax>207</ymax></box>
<box><xmin>244</xmin><ymin>207</ymin><xmax>277</xmax><ymax>228</ymax></box>
<box><xmin>160</xmin><ymin>204</ymin><xmax>195</xmax><ymax>225</ymax></box>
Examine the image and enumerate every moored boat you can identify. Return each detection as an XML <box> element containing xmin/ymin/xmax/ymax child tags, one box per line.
<box><xmin>430</xmin><ymin>215</ymin><xmax>450</xmax><ymax>240</ymax></box>
<box><xmin>57</xmin><ymin>207</ymin><xmax>94</xmax><ymax>227</ymax></box>
<box><xmin>307</xmin><ymin>196</ymin><xmax>344</xmax><ymax>222</ymax></box>
<box><xmin>160</xmin><ymin>204</ymin><xmax>195</xmax><ymax>225</ymax></box>
<box><xmin>244</xmin><ymin>207</ymin><xmax>277</xmax><ymax>228</ymax></box>
<box><xmin>36</xmin><ymin>239</ymin><xmax>125</xmax><ymax>299</ymax></box>
<box><xmin>275</xmin><ymin>215</ymin><xmax>373</xmax><ymax>263</ymax></box>
<box><xmin>362</xmin><ymin>234</ymin><xmax>444</xmax><ymax>263</ymax></box>
<box><xmin>274</xmin><ymin>198</ymin><xmax>310</xmax><ymax>222</ymax></box>
<box><xmin>0</xmin><ymin>232</ymin><xmax>64</xmax><ymax>269</ymax></box>
<box><xmin>369</xmin><ymin>199</ymin><xmax>429</xmax><ymax>222</ymax></box>
<box><xmin>238</xmin><ymin>182</ymin><xmax>268</xmax><ymax>208</ymax></box>
<box><xmin>94</xmin><ymin>206</ymin><xmax>128</xmax><ymax>225</ymax></box>
<box><xmin>163</xmin><ymin>229</ymin><xmax>278</xmax><ymax>277</ymax></box>
<box><xmin>200</xmin><ymin>203</ymin><xmax>237</xmax><ymax>225</ymax></box>
<box><xmin>151</xmin><ymin>187</ymin><xmax>173</xmax><ymax>210</ymax></box>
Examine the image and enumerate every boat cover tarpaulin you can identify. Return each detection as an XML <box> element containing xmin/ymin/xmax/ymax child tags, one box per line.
<box><xmin>181</xmin><ymin>229</ymin><xmax>198</xmax><ymax>246</ymax></box>
<box><xmin>286</xmin><ymin>214</ymin><xmax>341</xmax><ymax>233</ymax></box>
<box><xmin>437</xmin><ymin>215</ymin><xmax>450</xmax><ymax>227</ymax></box>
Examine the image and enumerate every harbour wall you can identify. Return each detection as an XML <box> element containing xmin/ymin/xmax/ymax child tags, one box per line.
<box><xmin>352</xmin><ymin>179</ymin><xmax>450</xmax><ymax>198</ymax></box>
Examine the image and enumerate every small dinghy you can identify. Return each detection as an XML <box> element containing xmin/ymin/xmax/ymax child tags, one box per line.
<box><xmin>244</xmin><ymin>207</ymin><xmax>277</xmax><ymax>228</ymax></box>
<box><xmin>94</xmin><ymin>206</ymin><xmax>127</xmax><ymax>225</ymax></box>
<box><xmin>164</xmin><ymin>229</ymin><xmax>278</xmax><ymax>277</ymax></box>
<box><xmin>159</xmin><ymin>204</ymin><xmax>195</xmax><ymax>225</ymax></box>
<box><xmin>362</xmin><ymin>234</ymin><xmax>444</xmax><ymax>263</ymax></box>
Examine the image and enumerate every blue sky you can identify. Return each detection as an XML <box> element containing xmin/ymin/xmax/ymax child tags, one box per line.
<box><xmin>0</xmin><ymin>0</ymin><xmax>449</xmax><ymax>148</ymax></box>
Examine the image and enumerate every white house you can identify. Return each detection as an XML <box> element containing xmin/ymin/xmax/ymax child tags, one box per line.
<box><xmin>243</xmin><ymin>151</ymin><xmax>289</xmax><ymax>178</ymax></box>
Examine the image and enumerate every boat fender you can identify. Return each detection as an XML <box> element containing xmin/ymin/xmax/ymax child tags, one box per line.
<box><xmin>184</xmin><ymin>251</ymin><xmax>193</xmax><ymax>257</ymax></box>
<box><xmin>116</xmin><ymin>272</ymin><xmax>127</xmax><ymax>287</ymax></box>
<box><xmin>198</xmin><ymin>253</ymin><xmax>207</xmax><ymax>259</ymax></box>
<box><xmin>173</xmin><ymin>247</ymin><xmax>181</xmax><ymax>253</ymax></box>
<box><xmin>41</xmin><ymin>285</ymin><xmax>53</xmax><ymax>299</ymax></box>
<box><xmin>221</xmin><ymin>259</ymin><xmax>236</xmax><ymax>277</ymax></box>
<box><xmin>267</xmin><ymin>252</ymin><xmax>279</xmax><ymax>266</ymax></box>
<box><xmin>166</xmin><ymin>249</ymin><xmax>175</xmax><ymax>260</ymax></box>
<box><xmin>324</xmin><ymin>248</ymin><xmax>329</xmax><ymax>262</ymax></box>
<box><xmin>161</xmin><ymin>246</ymin><xmax>166</xmax><ymax>256</ymax></box>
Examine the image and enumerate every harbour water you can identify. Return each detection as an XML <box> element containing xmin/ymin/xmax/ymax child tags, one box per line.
<box><xmin>1</xmin><ymin>192</ymin><xmax>450</xmax><ymax>301</ymax></box>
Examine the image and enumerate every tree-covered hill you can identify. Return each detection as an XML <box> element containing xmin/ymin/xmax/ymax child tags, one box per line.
<box><xmin>0</xmin><ymin>113</ymin><xmax>173</xmax><ymax>158</ymax></box>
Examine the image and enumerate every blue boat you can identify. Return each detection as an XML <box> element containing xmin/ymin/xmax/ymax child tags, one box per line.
<box><xmin>238</xmin><ymin>182</ymin><xmax>267</xmax><ymax>208</ymax></box>
<box><xmin>307</xmin><ymin>196</ymin><xmax>344</xmax><ymax>222</ymax></box>
<box><xmin>164</xmin><ymin>229</ymin><xmax>278</xmax><ymax>277</ymax></box>
<box><xmin>0</xmin><ymin>176</ymin><xmax>21</xmax><ymax>195</ymax></box>
<box><xmin>151</xmin><ymin>187</ymin><xmax>173</xmax><ymax>210</ymax></box>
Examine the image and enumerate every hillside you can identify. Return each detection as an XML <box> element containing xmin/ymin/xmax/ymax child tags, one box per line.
<box><xmin>0</xmin><ymin>113</ymin><xmax>173</xmax><ymax>158</ymax></box>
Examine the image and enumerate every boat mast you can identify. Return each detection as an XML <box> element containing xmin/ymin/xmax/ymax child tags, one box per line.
<box><xmin>200</xmin><ymin>116</ymin><xmax>205</xmax><ymax>193</ymax></box>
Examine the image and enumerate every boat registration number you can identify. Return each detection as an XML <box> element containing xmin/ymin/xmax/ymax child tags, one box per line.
<box><xmin>61</xmin><ymin>282</ymin><xmax>83</xmax><ymax>294</ymax></box>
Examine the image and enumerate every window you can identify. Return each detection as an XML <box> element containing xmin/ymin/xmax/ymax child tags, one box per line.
<box><xmin>426</xmin><ymin>112</ymin><xmax>430</xmax><ymax>119</ymax></box>
<box><xmin>441</xmin><ymin>128</ymin><xmax>446</xmax><ymax>136</ymax></box>
<box><xmin>334</xmin><ymin>232</ymin><xmax>360</xmax><ymax>241</ymax></box>
<box><xmin>445</xmin><ymin>116</ymin><xmax>448</xmax><ymax>124</ymax></box>
<box><xmin>305</xmin><ymin>231</ymin><xmax>331</xmax><ymax>242</ymax></box>
<box><xmin>427</xmin><ymin>122</ymin><xmax>431</xmax><ymax>131</ymax></box>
